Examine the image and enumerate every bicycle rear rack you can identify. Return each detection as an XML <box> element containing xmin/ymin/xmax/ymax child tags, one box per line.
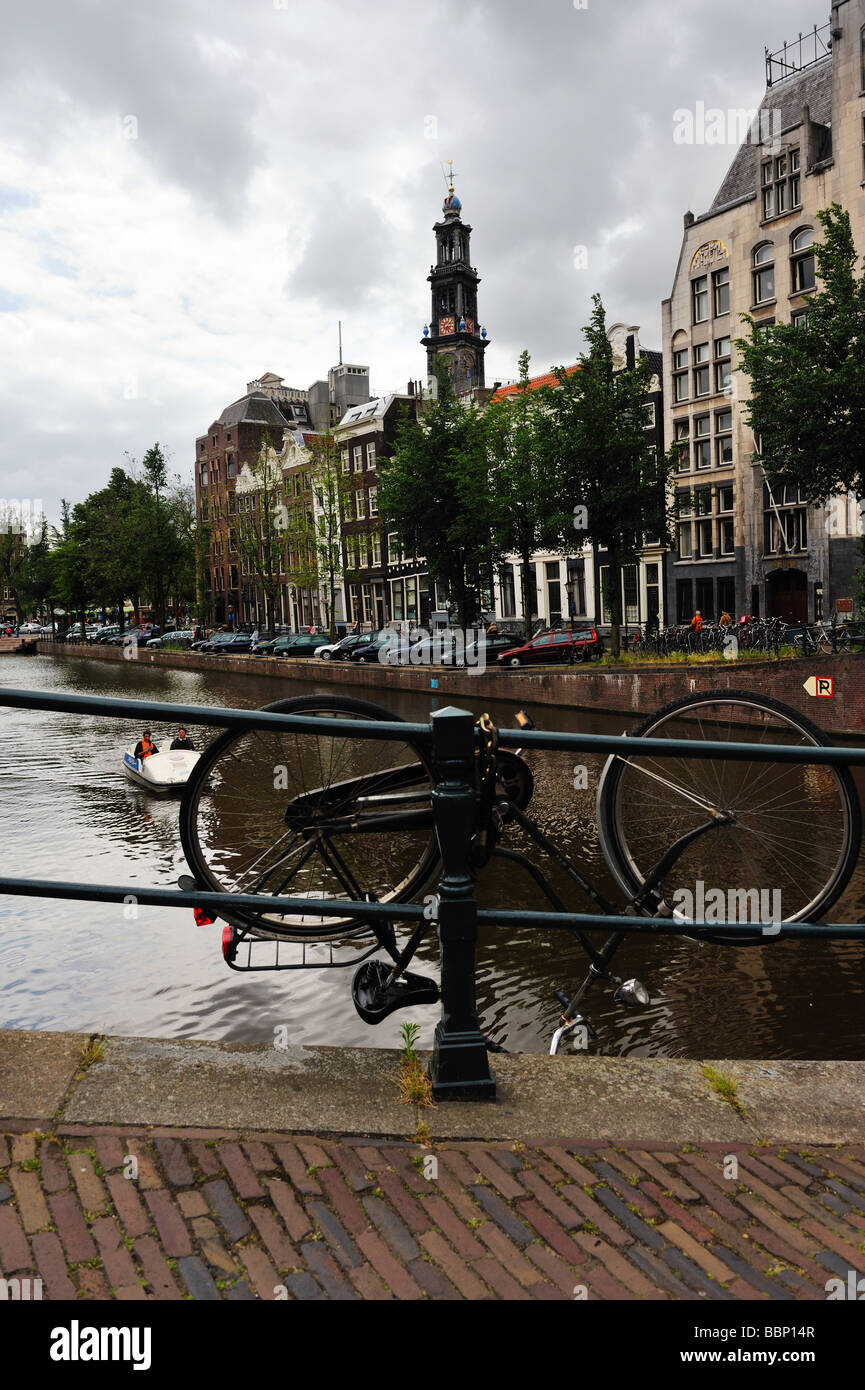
<box><xmin>218</xmin><ymin>924</ymin><xmax>384</xmax><ymax>973</ymax></box>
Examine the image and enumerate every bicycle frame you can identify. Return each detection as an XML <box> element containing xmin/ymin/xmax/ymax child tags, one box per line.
<box><xmin>4</xmin><ymin>685</ymin><xmax>865</xmax><ymax>1100</ymax></box>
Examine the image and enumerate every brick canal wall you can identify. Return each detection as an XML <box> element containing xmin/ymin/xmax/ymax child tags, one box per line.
<box><xmin>32</xmin><ymin>641</ymin><xmax>865</xmax><ymax>736</ymax></box>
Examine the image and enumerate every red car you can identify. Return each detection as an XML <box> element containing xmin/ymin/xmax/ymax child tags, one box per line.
<box><xmin>496</xmin><ymin>627</ymin><xmax>602</xmax><ymax>668</ymax></box>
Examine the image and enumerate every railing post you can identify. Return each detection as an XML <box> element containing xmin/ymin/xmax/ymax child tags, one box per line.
<box><xmin>428</xmin><ymin>706</ymin><xmax>496</xmax><ymax>1102</ymax></box>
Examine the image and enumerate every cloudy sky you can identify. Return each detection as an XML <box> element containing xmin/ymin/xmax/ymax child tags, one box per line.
<box><xmin>0</xmin><ymin>0</ymin><xmax>828</xmax><ymax>523</ymax></box>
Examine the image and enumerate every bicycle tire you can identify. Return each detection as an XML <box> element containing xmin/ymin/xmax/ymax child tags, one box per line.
<box><xmin>596</xmin><ymin>688</ymin><xmax>861</xmax><ymax>941</ymax></box>
<box><xmin>180</xmin><ymin>695</ymin><xmax>440</xmax><ymax>941</ymax></box>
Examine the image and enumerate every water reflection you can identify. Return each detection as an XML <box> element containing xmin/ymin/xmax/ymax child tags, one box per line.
<box><xmin>0</xmin><ymin>653</ymin><xmax>863</xmax><ymax>1057</ymax></box>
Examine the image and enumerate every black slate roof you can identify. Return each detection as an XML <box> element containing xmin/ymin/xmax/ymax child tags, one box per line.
<box><xmin>708</xmin><ymin>58</ymin><xmax>833</xmax><ymax>214</ymax></box>
<box><xmin>218</xmin><ymin>393</ymin><xmax>294</xmax><ymax>429</ymax></box>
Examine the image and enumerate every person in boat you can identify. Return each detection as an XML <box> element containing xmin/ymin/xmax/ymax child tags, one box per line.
<box><xmin>134</xmin><ymin>731</ymin><xmax>158</xmax><ymax>761</ymax></box>
<box><xmin>170</xmin><ymin>727</ymin><xmax>195</xmax><ymax>751</ymax></box>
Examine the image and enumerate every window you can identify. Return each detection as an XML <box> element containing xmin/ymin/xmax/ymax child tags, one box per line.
<box><xmin>693</xmin><ymin>343</ymin><xmax>710</xmax><ymax>397</ymax></box>
<box><xmin>678</xmin><ymin>523</ymin><xmax>693</xmax><ymax>558</ymax></box>
<box><xmin>388</xmin><ymin>532</ymin><xmax>401</xmax><ymax>564</ymax></box>
<box><xmin>368</xmin><ymin>486</ymin><xmax>378</xmax><ymax>516</ymax></box>
<box><xmin>353</xmin><ymin>446</ymin><xmax>363</xmax><ymax>472</ymax></box>
<box><xmin>677</xmin><ymin>579</ymin><xmax>693</xmax><ymax>622</ymax></box>
<box><xmin>720</xmin><ymin>519</ymin><xmax>735</xmax><ymax>555</ymax></box>
<box><xmin>712</xmin><ymin>267</ymin><xmax>730</xmax><ymax>316</ymax></box>
<box><xmin>692</xmin><ymin>276</ymin><xmax>709</xmax><ymax>324</ymax></box>
<box><xmin>698</xmin><ymin>519</ymin><xmax>714</xmax><ymax>558</ymax></box>
<box><xmin>753</xmin><ymin>243</ymin><xmax>775</xmax><ymax>304</ymax></box>
<box><xmin>366</xmin><ymin>442</ymin><xmax>376</xmax><ymax>469</ymax></box>
<box><xmin>372</xmin><ymin>535</ymin><xmax>381</xmax><ymax>566</ymax></box>
<box><xmin>200</xmin><ymin>466</ymin><xmax>209</xmax><ymax>487</ymax></box>
<box><xmin>673</xmin><ymin>346</ymin><xmax>689</xmax><ymax>402</ymax></box>
<box><xmin>674</xmin><ymin>419</ymin><xmax>690</xmax><ymax>471</ymax></box>
<box><xmin>714</xmin><ymin>336</ymin><xmax>732</xmax><ymax>393</ymax></box>
<box><xmin>643</xmin><ymin>402</ymin><xmax>656</xmax><ymax>429</ymax></box>
<box><xmin>719</xmin><ymin>485</ymin><xmax>734</xmax><ymax>513</ymax></box>
<box><xmin>355</xmin><ymin>491</ymin><xmax>367</xmax><ymax>520</ymax></box>
<box><xmin>341</xmin><ymin>449</ymin><xmax>350</xmax><ymax>474</ymax></box>
<box><xmin>761</xmin><ymin>149</ymin><xmax>801</xmax><ymax>219</ymax></box>
<box><xmin>695</xmin><ymin>415</ymin><xmax>711</xmax><ymax>468</ymax></box>
<box><xmin>715</xmin><ymin>409</ymin><xmax>733</xmax><ymax>466</ymax></box>
<box><xmin>676</xmin><ymin>489</ymin><xmax>693</xmax><ymax>518</ymax></box>
<box><xmin>791</xmin><ymin>308</ymin><xmax>808</xmax><ymax>328</ymax></box>
<box><xmin>201</xmin><ymin>498</ymin><xmax>209</xmax><ymax>521</ymax></box>
<box><xmin>763</xmin><ymin>482</ymin><xmax>808</xmax><ymax>553</ymax></box>
<box><xmin>695</xmin><ymin>488</ymin><xmax>712</xmax><ymax>517</ymax></box>
<box><xmin>227</xmin><ymin>455</ymin><xmax>236</xmax><ymax>479</ymax></box>
<box><xmin>790</xmin><ymin>228</ymin><xmax>816</xmax><ymax>293</ymax></box>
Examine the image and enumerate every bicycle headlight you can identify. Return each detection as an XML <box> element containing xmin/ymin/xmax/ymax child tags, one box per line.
<box><xmin>614</xmin><ymin>978</ymin><xmax>650</xmax><ymax>1007</ymax></box>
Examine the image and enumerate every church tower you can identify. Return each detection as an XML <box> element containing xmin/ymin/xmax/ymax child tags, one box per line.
<box><xmin>421</xmin><ymin>166</ymin><xmax>488</xmax><ymax>393</ymax></box>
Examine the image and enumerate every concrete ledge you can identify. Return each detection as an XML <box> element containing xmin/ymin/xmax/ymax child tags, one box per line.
<box><xmin>34</xmin><ymin>641</ymin><xmax>865</xmax><ymax>733</ymax></box>
<box><xmin>3</xmin><ymin>1029</ymin><xmax>863</xmax><ymax>1142</ymax></box>
<box><xmin>0</xmin><ymin>1028</ymin><xmax>90</xmax><ymax>1123</ymax></box>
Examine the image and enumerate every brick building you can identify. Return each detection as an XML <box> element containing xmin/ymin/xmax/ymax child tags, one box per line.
<box><xmin>662</xmin><ymin>0</ymin><xmax>865</xmax><ymax>623</ymax></box>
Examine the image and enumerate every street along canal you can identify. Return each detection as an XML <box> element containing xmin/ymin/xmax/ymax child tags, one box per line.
<box><xmin>1</xmin><ymin>651</ymin><xmax>864</xmax><ymax>1058</ymax></box>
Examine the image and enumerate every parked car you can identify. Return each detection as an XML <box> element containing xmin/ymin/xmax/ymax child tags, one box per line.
<box><xmin>196</xmin><ymin>631</ymin><xmax>254</xmax><ymax>655</ymax></box>
<box><xmin>18</xmin><ymin>622</ymin><xmax>41</xmax><ymax>635</ymax></box>
<box><xmin>496</xmin><ymin>627</ymin><xmax>602</xmax><ymax>668</ymax></box>
<box><xmin>251</xmin><ymin>632</ymin><xmax>323</xmax><ymax>658</ymax></box>
<box><xmin>461</xmin><ymin>632</ymin><xmax>519</xmax><ymax>666</ymax></box>
<box><xmin>347</xmin><ymin>631</ymin><xmax>403</xmax><ymax>664</ymax></box>
<box><xmin>145</xmin><ymin>629</ymin><xmax>197</xmax><ymax>650</ymax></box>
<box><xmin>315</xmin><ymin>633</ymin><xmax>367</xmax><ymax>661</ymax></box>
<box><xmin>92</xmin><ymin>626</ymin><xmax>120</xmax><ymax>643</ymax></box>
<box><xmin>106</xmin><ymin>626</ymin><xmax>159</xmax><ymax>646</ymax></box>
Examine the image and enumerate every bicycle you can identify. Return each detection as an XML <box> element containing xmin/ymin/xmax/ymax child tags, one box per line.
<box><xmin>178</xmin><ymin>691</ymin><xmax>862</xmax><ymax>1052</ymax></box>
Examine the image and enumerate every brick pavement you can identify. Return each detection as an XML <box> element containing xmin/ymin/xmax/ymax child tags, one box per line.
<box><xmin>0</xmin><ymin>1128</ymin><xmax>863</xmax><ymax>1300</ymax></box>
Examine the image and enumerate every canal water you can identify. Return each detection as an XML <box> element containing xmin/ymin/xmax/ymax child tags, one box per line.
<box><xmin>1</xmin><ymin>652</ymin><xmax>864</xmax><ymax>1058</ymax></box>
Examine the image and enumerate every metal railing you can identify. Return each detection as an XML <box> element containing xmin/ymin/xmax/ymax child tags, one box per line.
<box><xmin>2</xmin><ymin>685</ymin><xmax>865</xmax><ymax>1102</ymax></box>
<box><xmin>765</xmin><ymin>22</ymin><xmax>832</xmax><ymax>87</ymax></box>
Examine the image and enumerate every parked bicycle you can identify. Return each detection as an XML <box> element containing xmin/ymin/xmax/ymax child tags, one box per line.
<box><xmin>179</xmin><ymin>689</ymin><xmax>862</xmax><ymax>1052</ymax></box>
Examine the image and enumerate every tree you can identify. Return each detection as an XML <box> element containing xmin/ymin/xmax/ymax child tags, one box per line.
<box><xmin>484</xmin><ymin>350</ymin><xmax>559</xmax><ymax>639</ymax></box>
<box><xmin>537</xmin><ymin>295</ymin><xmax>671</xmax><ymax>656</ymax></box>
<box><xmin>307</xmin><ymin>431</ymin><xmax>354</xmax><ymax>640</ymax></box>
<box><xmin>19</xmin><ymin>518</ymin><xmax>59</xmax><ymax>626</ymax></box>
<box><xmin>0</xmin><ymin>503</ymin><xmax>28</xmax><ymax>622</ymax></box>
<box><xmin>377</xmin><ymin>361</ymin><xmax>494</xmax><ymax>628</ymax></box>
<box><xmin>84</xmin><ymin>468</ymin><xmax>146</xmax><ymax>631</ymax></box>
<box><xmin>52</xmin><ymin>500</ymin><xmax>92</xmax><ymax>635</ymax></box>
<box><xmin>235</xmin><ymin>437</ymin><xmax>287</xmax><ymax>633</ymax></box>
<box><xmin>736</xmin><ymin>204</ymin><xmax>865</xmax><ymax>506</ymax></box>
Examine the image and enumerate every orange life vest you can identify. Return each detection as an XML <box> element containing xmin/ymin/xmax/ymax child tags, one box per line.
<box><xmin>141</xmin><ymin>737</ymin><xmax>155</xmax><ymax>759</ymax></box>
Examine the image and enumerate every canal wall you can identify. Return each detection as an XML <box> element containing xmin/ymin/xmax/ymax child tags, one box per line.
<box><xmin>33</xmin><ymin>641</ymin><xmax>865</xmax><ymax>735</ymax></box>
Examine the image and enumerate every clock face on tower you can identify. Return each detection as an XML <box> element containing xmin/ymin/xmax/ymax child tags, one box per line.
<box><xmin>439</xmin><ymin>315</ymin><xmax>455</xmax><ymax>336</ymax></box>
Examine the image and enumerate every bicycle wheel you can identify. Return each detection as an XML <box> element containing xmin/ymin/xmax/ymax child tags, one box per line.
<box><xmin>597</xmin><ymin>689</ymin><xmax>861</xmax><ymax>939</ymax></box>
<box><xmin>180</xmin><ymin>695</ymin><xmax>439</xmax><ymax>941</ymax></box>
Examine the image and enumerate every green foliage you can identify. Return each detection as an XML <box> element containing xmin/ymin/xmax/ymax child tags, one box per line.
<box><xmin>233</xmin><ymin>436</ymin><xmax>286</xmax><ymax>630</ymax></box>
<box><xmin>378</xmin><ymin>361</ymin><xmax>495</xmax><ymax>627</ymax></box>
<box><xmin>736</xmin><ymin>204</ymin><xmax>865</xmax><ymax>504</ymax></box>
<box><xmin>536</xmin><ymin>296</ymin><xmax>672</xmax><ymax>654</ymax></box>
<box><xmin>484</xmin><ymin>350</ymin><xmax>559</xmax><ymax>638</ymax></box>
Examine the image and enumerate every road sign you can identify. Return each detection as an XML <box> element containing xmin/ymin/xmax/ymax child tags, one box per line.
<box><xmin>803</xmin><ymin>676</ymin><xmax>834</xmax><ymax>698</ymax></box>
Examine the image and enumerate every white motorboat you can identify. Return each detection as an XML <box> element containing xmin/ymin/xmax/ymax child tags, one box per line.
<box><xmin>123</xmin><ymin>745</ymin><xmax>200</xmax><ymax>793</ymax></box>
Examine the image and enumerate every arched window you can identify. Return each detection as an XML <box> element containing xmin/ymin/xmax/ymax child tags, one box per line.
<box><xmin>200</xmin><ymin>465</ymin><xmax>209</xmax><ymax>488</ymax></box>
<box><xmin>790</xmin><ymin>228</ymin><xmax>816</xmax><ymax>293</ymax></box>
<box><xmin>752</xmin><ymin>243</ymin><xmax>775</xmax><ymax>304</ymax></box>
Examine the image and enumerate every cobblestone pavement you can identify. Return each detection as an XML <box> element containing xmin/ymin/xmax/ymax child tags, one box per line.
<box><xmin>1</xmin><ymin>1128</ymin><xmax>864</xmax><ymax>1300</ymax></box>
